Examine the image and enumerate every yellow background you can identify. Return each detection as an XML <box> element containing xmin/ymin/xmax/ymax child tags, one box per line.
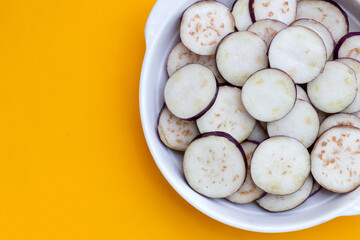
<box><xmin>0</xmin><ymin>0</ymin><xmax>359</xmax><ymax>239</ymax></box>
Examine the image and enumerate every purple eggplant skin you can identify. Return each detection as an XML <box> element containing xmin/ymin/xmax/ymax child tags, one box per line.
<box><xmin>256</xmin><ymin>193</ymin><xmax>311</xmax><ymax>213</ymax></box>
<box><xmin>309</xmin><ymin>185</ymin><xmax>322</xmax><ymax>198</ymax></box>
<box><xmin>246</xmin><ymin>140</ymin><xmax>260</xmax><ymax>145</ymax></box>
<box><xmin>156</xmin><ymin>104</ymin><xmax>170</xmax><ymax>149</ymax></box>
<box><xmin>257</xmin><ymin>135</ymin><xmax>309</xmax><ymax>153</ymax></box>
<box><xmin>183</xmin><ymin>80</ymin><xmax>219</xmax><ymax>121</ymax></box>
<box><xmin>334</xmin><ymin>32</ymin><xmax>360</xmax><ymax>59</ymax></box>
<box><xmin>190</xmin><ymin>131</ymin><xmax>248</xmax><ymax>186</ymax></box>
<box><xmin>248</xmin><ymin>0</ymin><xmax>256</xmax><ymax>23</ymax></box>
<box><xmin>180</xmin><ymin>0</ymin><xmax>236</xmax><ymax>23</ymax></box>
<box><xmin>254</xmin><ymin>191</ymin><xmax>267</xmax><ymax>201</ymax></box>
<box><xmin>252</xmin><ymin>136</ymin><xmax>310</xmax><ymax>195</ymax></box>
<box><xmin>217</xmin><ymin>82</ymin><xmax>238</xmax><ymax>88</ymax></box>
<box><xmin>193</xmin><ymin>85</ymin><xmax>244</xmax><ymax>123</ymax></box>
<box><xmin>334</xmin><ymin>57</ymin><xmax>360</xmax><ymax>64</ymax></box>
<box><xmin>256</xmin><ymin>175</ymin><xmax>314</xmax><ymax>213</ymax></box>
<box><xmin>156</xmin><ymin>104</ymin><xmax>167</xmax><ymax>137</ymax></box>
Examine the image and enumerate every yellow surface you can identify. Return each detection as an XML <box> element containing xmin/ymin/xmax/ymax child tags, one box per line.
<box><xmin>0</xmin><ymin>0</ymin><xmax>359</xmax><ymax>239</ymax></box>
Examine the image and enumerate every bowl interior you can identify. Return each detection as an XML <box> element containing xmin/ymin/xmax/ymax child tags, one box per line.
<box><xmin>140</xmin><ymin>0</ymin><xmax>360</xmax><ymax>232</ymax></box>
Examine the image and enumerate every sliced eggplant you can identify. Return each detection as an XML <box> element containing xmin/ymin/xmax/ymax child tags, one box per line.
<box><xmin>269</xmin><ymin>26</ymin><xmax>327</xmax><ymax>84</ymax></box>
<box><xmin>311</xmin><ymin>126</ymin><xmax>360</xmax><ymax>193</ymax></box>
<box><xmin>164</xmin><ymin>64</ymin><xmax>218</xmax><ymax>120</ymax></box>
<box><xmin>157</xmin><ymin>106</ymin><xmax>200</xmax><ymax>151</ymax></box>
<box><xmin>251</xmin><ymin>136</ymin><xmax>311</xmax><ymax>195</ymax></box>
<box><xmin>196</xmin><ymin>85</ymin><xmax>256</xmax><ymax>143</ymax></box>
<box><xmin>307</xmin><ymin>61</ymin><xmax>357</xmax><ymax>114</ymax></box>
<box><xmin>334</xmin><ymin>33</ymin><xmax>360</xmax><ymax>61</ymax></box>
<box><xmin>242</xmin><ymin>68</ymin><xmax>296</xmax><ymax>122</ymax></box>
<box><xmin>183</xmin><ymin>132</ymin><xmax>246</xmax><ymax>198</ymax></box>
<box><xmin>216</xmin><ymin>31</ymin><xmax>268</xmax><ymax>87</ymax></box>
<box><xmin>180</xmin><ymin>1</ymin><xmax>235</xmax><ymax>55</ymax></box>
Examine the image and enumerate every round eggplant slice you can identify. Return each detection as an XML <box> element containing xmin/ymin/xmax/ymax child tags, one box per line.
<box><xmin>311</xmin><ymin>126</ymin><xmax>360</xmax><ymax>193</ymax></box>
<box><xmin>242</xmin><ymin>68</ymin><xmax>296</xmax><ymax>122</ymax></box>
<box><xmin>183</xmin><ymin>132</ymin><xmax>246</xmax><ymax>198</ymax></box>
<box><xmin>180</xmin><ymin>1</ymin><xmax>235</xmax><ymax>56</ymax></box>
<box><xmin>269</xmin><ymin>26</ymin><xmax>327</xmax><ymax>84</ymax></box>
<box><xmin>307</xmin><ymin>61</ymin><xmax>357</xmax><ymax>114</ymax></box>
<box><xmin>164</xmin><ymin>64</ymin><xmax>218</xmax><ymax>120</ymax></box>
<box><xmin>216</xmin><ymin>31</ymin><xmax>268</xmax><ymax>87</ymax></box>
<box><xmin>251</xmin><ymin>136</ymin><xmax>311</xmax><ymax>195</ymax></box>
<box><xmin>157</xmin><ymin>107</ymin><xmax>200</xmax><ymax>151</ymax></box>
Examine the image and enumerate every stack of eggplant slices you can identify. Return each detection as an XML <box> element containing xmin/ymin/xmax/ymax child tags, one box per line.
<box><xmin>157</xmin><ymin>0</ymin><xmax>360</xmax><ymax>212</ymax></box>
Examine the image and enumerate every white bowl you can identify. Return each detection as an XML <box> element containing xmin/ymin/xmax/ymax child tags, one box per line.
<box><xmin>140</xmin><ymin>0</ymin><xmax>360</xmax><ymax>233</ymax></box>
